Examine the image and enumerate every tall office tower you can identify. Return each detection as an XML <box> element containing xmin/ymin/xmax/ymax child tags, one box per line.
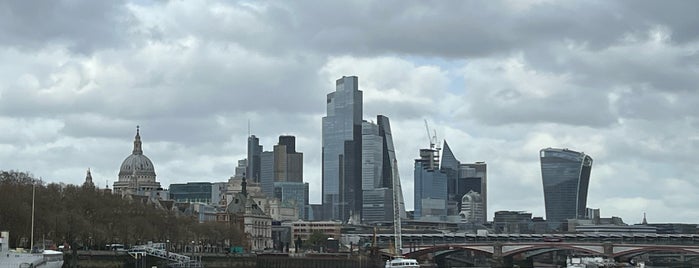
<box><xmin>322</xmin><ymin>76</ymin><xmax>363</xmax><ymax>222</ymax></box>
<box><xmin>440</xmin><ymin>141</ymin><xmax>461</xmax><ymax>215</ymax></box>
<box><xmin>274</xmin><ymin>136</ymin><xmax>303</xmax><ymax>183</ymax></box>
<box><xmin>259</xmin><ymin>135</ymin><xmax>305</xmax><ymax>197</ymax></box>
<box><xmin>377</xmin><ymin>115</ymin><xmax>407</xmax><ymax>220</ymax></box>
<box><xmin>362</xmin><ymin>121</ymin><xmax>383</xmax><ymax>191</ymax></box>
<box><xmin>247</xmin><ymin>135</ymin><xmax>263</xmax><ymax>182</ymax></box>
<box><xmin>459</xmin><ymin>162</ymin><xmax>487</xmax><ymax>224</ymax></box>
<box><xmin>361</xmin><ymin>115</ymin><xmax>406</xmax><ymax>223</ymax></box>
<box><xmin>259</xmin><ymin>151</ymin><xmax>274</xmax><ymax>197</ymax></box>
<box><xmin>440</xmin><ymin>140</ymin><xmax>487</xmax><ymax>224</ymax></box>
<box><xmin>414</xmin><ymin>147</ymin><xmax>448</xmax><ymax>220</ymax></box>
<box><xmin>540</xmin><ymin>148</ymin><xmax>593</xmax><ymax>230</ymax></box>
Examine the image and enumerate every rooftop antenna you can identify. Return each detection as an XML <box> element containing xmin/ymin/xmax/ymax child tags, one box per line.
<box><xmin>248</xmin><ymin>119</ymin><xmax>251</xmax><ymax>137</ymax></box>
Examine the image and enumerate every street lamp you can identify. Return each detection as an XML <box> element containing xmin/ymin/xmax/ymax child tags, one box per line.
<box><xmin>166</xmin><ymin>239</ymin><xmax>169</xmax><ymax>261</ymax></box>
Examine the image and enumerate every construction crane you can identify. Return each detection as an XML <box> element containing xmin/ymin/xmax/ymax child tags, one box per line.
<box><xmin>424</xmin><ymin>119</ymin><xmax>439</xmax><ymax>150</ymax></box>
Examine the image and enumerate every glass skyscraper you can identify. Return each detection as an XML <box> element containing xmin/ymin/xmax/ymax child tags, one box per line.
<box><xmin>361</xmin><ymin>115</ymin><xmax>406</xmax><ymax>223</ymax></box>
<box><xmin>440</xmin><ymin>140</ymin><xmax>487</xmax><ymax>224</ymax></box>
<box><xmin>414</xmin><ymin>148</ymin><xmax>448</xmax><ymax>220</ymax></box>
<box><xmin>247</xmin><ymin>135</ymin><xmax>263</xmax><ymax>182</ymax></box>
<box><xmin>322</xmin><ymin>76</ymin><xmax>363</xmax><ymax>222</ymax></box>
<box><xmin>540</xmin><ymin>148</ymin><xmax>593</xmax><ymax>229</ymax></box>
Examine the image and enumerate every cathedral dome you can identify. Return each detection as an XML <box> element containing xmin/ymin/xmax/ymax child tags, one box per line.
<box><xmin>118</xmin><ymin>126</ymin><xmax>156</xmax><ymax>178</ymax></box>
<box><xmin>119</xmin><ymin>154</ymin><xmax>156</xmax><ymax>177</ymax></box>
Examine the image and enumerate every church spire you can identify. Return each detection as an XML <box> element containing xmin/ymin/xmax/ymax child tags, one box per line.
<box><xmin>133</xmin><ymin>125</ymin><xmax>143</xmax><ymax>155</ymax></box>
<box><xmin>83</xmin><ymin>168</ymin><xmax>95</xmax><ymax>188</ymax></box>
<box><xmin>85</xmin><ymin>168</ymin><xmax>93</xmax><ymax>183</ymax></box>
<box><xmin>241</xmin><ymin>176</ymin><xmax>248</xmax><ymax>197</ymax></box>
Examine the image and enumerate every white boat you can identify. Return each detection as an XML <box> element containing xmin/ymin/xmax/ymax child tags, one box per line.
<box><xmin>384</xmin><ymin>160</ymin><xmax>419</xmax><ymax>268</ymax></box>
<box><xmin>385</xmin><ymin>257</ymin><xmax>420</xmax><ymax>268</ymax></box>
<box><xmin>566</xmin><ymin>256</ymin><xmax>615</xmax><ymax>268</ymax></box>
<box><xmin>0</xmin><ymin>237</ymin><xmax>64</xmax><ymax>268</ymax></box>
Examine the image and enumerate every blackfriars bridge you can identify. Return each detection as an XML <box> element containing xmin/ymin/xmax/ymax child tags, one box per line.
<box><xmin>358</xmin><ymin>233</ymin><xmax>699</xmax><ymax>266</ymax></box>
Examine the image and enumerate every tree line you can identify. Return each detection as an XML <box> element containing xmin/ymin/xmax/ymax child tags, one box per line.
<box><xmin>0</xmin><ymin>170</ymin><xmax>245</xmax><ymax>253</ymax></box>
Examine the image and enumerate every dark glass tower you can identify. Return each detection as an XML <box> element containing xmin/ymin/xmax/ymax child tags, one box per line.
<box><xmin>247</xmin><ymin>135</ymin><xmax>263</xmax><ymax>182</ymax></box>
<box><xmin>278</xmin><ymin>135</ymin><xmax>296</xmax><ymax>153</ymax></box>
<box><xmin>440</xmin><ymin>141</ymin><xmax>460</xmax><ymax>215</ymax></box>
<box><xmin>322</xmin><ymin>76</ymin><xmax>363</xmax><ymax>222</ymax></box>
<box><xmin>540</xmin><ymin>148</ymin><xmax>593</xmax><ymax>229</ymax></box>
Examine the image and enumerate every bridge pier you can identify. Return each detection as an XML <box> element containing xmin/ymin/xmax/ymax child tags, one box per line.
<box><xmin>491</xmin><ymin>243</ymin><xmax>506</xmax><ymax>268</ymax></box>
<box><xmin>603</xmin><ymin>242</ymin><xmax>613</xmax><ymax>257</ymax></box>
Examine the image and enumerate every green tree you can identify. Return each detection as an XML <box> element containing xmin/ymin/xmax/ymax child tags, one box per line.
<box><xmin>0</xmin><ymin>170</ymin><xmax>245</xmax><ymax>255</ymax></box>
<box><xmin>306</xmin><ymin>230</ymin><xmax>329</xmax><ymax>249</ymax></box>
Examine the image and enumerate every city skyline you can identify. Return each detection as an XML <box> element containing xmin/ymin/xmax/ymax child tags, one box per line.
<box><xmin>1</xmin><ymin>1</ymin><xmax>698</xmax><ymax>224</ymax></box>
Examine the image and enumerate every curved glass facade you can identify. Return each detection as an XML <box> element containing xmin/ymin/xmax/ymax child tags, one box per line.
<box><xmin>540</xmin><ymin>148</ymin><xmax>593</xmax><ymax>229</ymax></box>
<box><xmin>361</xmin><ymin>115</ymin><xmax>407</xmax><ymax>222</ymax></box>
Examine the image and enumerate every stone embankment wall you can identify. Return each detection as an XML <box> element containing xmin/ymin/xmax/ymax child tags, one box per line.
<box><xmin>64</xmin><ymin>251</ymin><xmax>384</xmax><ymax>268</ymax></box>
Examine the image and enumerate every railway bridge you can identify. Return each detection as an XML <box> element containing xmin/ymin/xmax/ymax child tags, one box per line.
<box><xmin>361</xmin><ymin>233</ymin><xmax>699</xmax><ymax>267</ymax></box>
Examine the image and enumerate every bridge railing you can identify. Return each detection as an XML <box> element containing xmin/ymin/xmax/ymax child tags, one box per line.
<box><xmin>130</xmin><ymin>245</ymin><xmax>202</xmax><ymax>266</ymax></box>
<box><xmin>362</xmin><ymin>233</ymin><xmax>699</xmax><ymax>247</ymax></box>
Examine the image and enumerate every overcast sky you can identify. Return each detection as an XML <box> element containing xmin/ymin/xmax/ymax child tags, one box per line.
<box><xmin>1</xmin><ymin>0</ymin><xmax>698</xmax><ymax>224</ymax></box>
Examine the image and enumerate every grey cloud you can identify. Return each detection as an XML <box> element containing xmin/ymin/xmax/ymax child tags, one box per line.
<box><xmin>616</xmin><ymin>88</ymin><xmax>699</xmax><ymax>120</ymax></box>
<box><xmin>524</xmin><ymin>41</ymin><xmax>699</xmax><ymax>94</ymax></box>
<box><xmin>602</xmin><ymin>120</ymin><xmax>698</xmax><ymax>167</ymax></box>
<box><xmin>364</xmin><ymin>100</ymin><xmax>435</xmax><ymax>121</ymax></box>
<box><xmin>0</xmin><ymin>0</ymin><xmax>133</xmax><ymax>54</ymax></box>
<box><xmin>198</xmin><ymin>1</ymin><xmax>699</xmax><ymax>59</ymax></box>
<box><xmin>620</xmin><ymin>1</ymin><xmax>699</xmax><ymax>44</ymax></box>
<box><xmin>5</xmin><ymin>0</ymin><xmax>699</xmax><ymax>60</ymax></box>
<box><xmin>0</xmin><ymin>47</ymin><xmax>327</xmax><ymax>120</ymax></box>
<box><xmin>467</xmin><ymin>87</ymin><xmax>617</xmax><ymax>127</ymax></box>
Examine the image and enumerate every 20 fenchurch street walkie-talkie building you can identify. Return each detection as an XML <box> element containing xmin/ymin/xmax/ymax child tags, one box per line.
<box><xmin>540</xmin><ymin>148</ymin><xmax>593</xmax><ymax>230</ymax></box>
